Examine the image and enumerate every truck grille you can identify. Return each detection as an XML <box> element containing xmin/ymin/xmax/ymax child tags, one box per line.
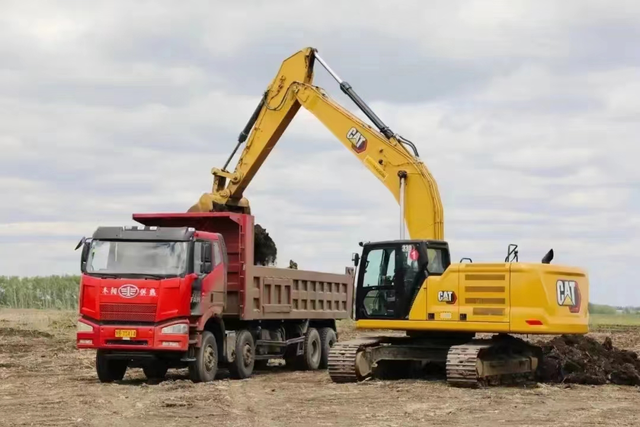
<box><xmin>100</xmin><ymin>303</ymin><xmax>157</xmax><ymax>322</ymax></box>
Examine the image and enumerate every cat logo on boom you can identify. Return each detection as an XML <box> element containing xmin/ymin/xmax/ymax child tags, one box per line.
<box><xmin>556</xmin><ymin>279</ymin><xmax>581</xmax><ymax>313</ymax></box>
<box><xmin>346</xmin><ymin>127</ymin><xmax>367</xmax><ymax>153</ymax></box>
<box><xmin>437</xmin><ymin>290</ymin><xmax>457</xmax><ymax>304</ymax></box>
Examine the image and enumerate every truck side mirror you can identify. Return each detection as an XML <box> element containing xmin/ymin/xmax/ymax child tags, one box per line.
<box><xmin>351</xmin><ymin>252</ymin><xmax>360</xmax><ymax>267</ymax></box>
<box><xmin>200</xmin><ymin>262</ymin><xmax>213</xmax><ymax>274</ymax></box>
<box><xmin>75</xmin><ymin>237</ymin><xmax>91</xmax><ymax>273</ymax></box>
<box><xmin>200</xmin><ymin>242</ymin><xmax>213</xmax><ymax>274</ymax></box>
<box><xmin>202</xmin><ymin>243</ymin><xmax>212</xmax><ymax>263</ymax></box>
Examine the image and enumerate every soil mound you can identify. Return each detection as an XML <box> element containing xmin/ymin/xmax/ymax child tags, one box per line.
<box><xmin>535</xmin><ymin>334</ymin><xmax>640</xmax><ymax>386</ymax></box>
<box><xmin>254</xmin><ymin>224</ymin><xmax>277</xmax><ymax>266</ymax></box>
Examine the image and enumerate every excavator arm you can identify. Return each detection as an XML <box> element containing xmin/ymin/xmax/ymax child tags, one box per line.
<box><xmin>189</xmin><ymin>47</ymin><xmax>444</xmax><ymax>240</ymax></box>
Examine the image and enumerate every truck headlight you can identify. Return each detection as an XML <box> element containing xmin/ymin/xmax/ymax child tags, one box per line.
<box><xmin>77</xmin><ymin>321</ymin><xmax>93</xmax><ymax>333</ymax></box>
<box><xmin>161</xmin><ymin>323</ymin><xmax>189</xmax><ymax>334</ymax></box>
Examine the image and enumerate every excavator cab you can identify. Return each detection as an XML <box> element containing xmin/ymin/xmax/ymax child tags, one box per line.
<box><xmin>354</xmin><ymin>240</ymin><xmax>450</xmax><ymax>321</ymax></box>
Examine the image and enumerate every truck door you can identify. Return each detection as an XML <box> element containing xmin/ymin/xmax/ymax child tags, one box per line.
<box><xmin>191</xmin><ymin>236</ymin><xmax>227</xmax><ymax>315</ymax></box>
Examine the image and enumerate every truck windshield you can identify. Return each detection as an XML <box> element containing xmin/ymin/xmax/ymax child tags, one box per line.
<box><xmin>86</xmin><ymin>240</ymin><xmax>188</xmax><ymax>277</ymax></box>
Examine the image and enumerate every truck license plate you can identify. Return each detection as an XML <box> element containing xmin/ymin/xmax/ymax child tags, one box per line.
<box><xmin>115</xmin><ymin>329</ymin><xmax>136</xmax><ymax>338</ymax></box>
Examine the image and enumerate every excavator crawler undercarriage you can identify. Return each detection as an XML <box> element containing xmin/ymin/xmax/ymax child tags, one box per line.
<box><xmin>328</xmin><ymin>333</ymin><xmax>542</xmax><ymax>388</ymax></box>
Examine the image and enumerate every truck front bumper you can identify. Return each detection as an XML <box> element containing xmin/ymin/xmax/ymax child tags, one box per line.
<box><xmin>76</xmin><ymin>317</ymin><xmax>189</xmax><ymax>352</ymax></box>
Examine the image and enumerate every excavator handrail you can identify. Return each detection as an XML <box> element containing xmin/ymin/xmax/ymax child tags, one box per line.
<box><xmin>188</xmin><ymin>47</ymin><xmax>444</xmax><ymax>240</ymax></box>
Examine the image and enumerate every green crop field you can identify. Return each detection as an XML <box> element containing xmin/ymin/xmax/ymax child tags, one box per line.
<box><xmin>590</xmin><ymin>314</ymin><xmax>640</xmax><ymax>326</ymax></box>
<box><xmin>0</xmin><ymin>275</ymin><xmax>79</xmax><ymax>310</ymax></box>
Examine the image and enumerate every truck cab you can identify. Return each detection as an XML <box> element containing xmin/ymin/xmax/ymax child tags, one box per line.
<box><xmin>76</xmin><ymin>225</ymin><xmax>226</xmax><ymax>382</ymax></box>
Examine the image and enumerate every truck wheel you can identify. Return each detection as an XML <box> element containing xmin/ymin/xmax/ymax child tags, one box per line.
<box><xmin>300</xmin><ymin>327</ymin><xmax>322</xmax><ymax>370</ymax></box>
<box><xmin>143</xmin><ymin>362</ymin><xmax>169</xmax><ymax>380</ymax></box>
<box><xmin>95</xmin><ymin>350</ymin><xmax>127</xmax><ymax>383</ymax></box>
<box><xmin>189</xmin><ymin>330</ymin><xmax>218</xmax><ymax>383</ymax></box>
<box><xmin>318</xmin><ymin>327</ymin><xmax>337</xmax><ymax>369</ymax></box>
<box><xmin>229</xmin><ymin>329</ymin><xmax>255</xmax><ymax>379</ymax></box>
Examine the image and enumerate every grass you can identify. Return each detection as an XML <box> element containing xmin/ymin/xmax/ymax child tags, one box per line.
<box><xmin>590</xmin><ymin>313</ymin><xmax>640</xmax><ymax>326</ymax></box>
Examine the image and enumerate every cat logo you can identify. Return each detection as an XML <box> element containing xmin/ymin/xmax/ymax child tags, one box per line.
<box><xmin>556</xmin><ymin>280</ymin><xmax>581</xmax><ymax>313</ymax></box>
<box><xmin>346</xmin><ymin>127</ymin><xmax>367</xmax><ymax>153</ymax></box>
<box><xmin>437</xmin><ymin>290</ymin><xmax>457</xmax><ymax>304</ymax></box>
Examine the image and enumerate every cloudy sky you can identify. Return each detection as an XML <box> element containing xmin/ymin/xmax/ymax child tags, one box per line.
<box><xmin>1</xmin><ymin>0</ymin><xmax>638</xmax><ymax>306</ymax></box>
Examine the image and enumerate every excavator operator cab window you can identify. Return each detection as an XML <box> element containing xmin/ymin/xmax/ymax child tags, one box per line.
<box><xmin>426</xmin><ymin>247</ymin><xmax>446</xmax><ymax>275</ymax></box>
<box><xmin>356</xmin><ymin>242</ymin><xmax>428</xmax><ymax>320</ymax></box>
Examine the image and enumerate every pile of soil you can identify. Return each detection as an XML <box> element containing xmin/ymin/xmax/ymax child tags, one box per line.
<box><xmin>535</xmin><ymin>334</ymin><xmax>640</xmax><ymax>386</ymax></box>
<box><xmin>254</xmin><ymin>224</ymin><xmax>277</xmax><ymax>266</ymax></box>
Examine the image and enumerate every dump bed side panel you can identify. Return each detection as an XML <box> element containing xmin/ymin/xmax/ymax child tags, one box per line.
<box><xmin>243</xmin><ymin>265</ymin><xmax>355</xmax><ymax>320</ymax></box>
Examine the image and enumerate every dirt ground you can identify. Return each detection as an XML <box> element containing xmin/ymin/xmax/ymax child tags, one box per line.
<box><xmin>1</xmin><ymin>310</ymin><xmax>640</xmax><ymax>427</ymax></box>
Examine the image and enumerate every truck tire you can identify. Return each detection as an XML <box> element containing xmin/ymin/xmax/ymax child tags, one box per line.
<box><xmin>189</xmin><ymin>330</ymin><xmax>218</xmax><ymax>383</ymax></box>
<box><xmin>143</xmin><ymin>362</ymin><xmax>169</xmax><ymax>380</ymax></box>
<box><xmin>300</xmin><ymin>327</ymin><xmax>322</xmax><ymax>370</ymax></box>
<box><xmin>229</xmin><ymin>329</ymin><xmax>255</xmax><ymax>379</ymax></box>
<box><xmin>96</xmin><ymin>350</ymin><xmax>127</xmax><ymax>383</ymax></box>
<box><xmin>318</xmin><ymin>327</ymin><xmax>337</xmax><ymax>369</ymax></box>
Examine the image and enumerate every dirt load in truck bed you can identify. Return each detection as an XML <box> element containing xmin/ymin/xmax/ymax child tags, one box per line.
<box><xmin>253</xmin><ymin>223</ymin><xmax>277</xmax><ymax>266</ymax></box>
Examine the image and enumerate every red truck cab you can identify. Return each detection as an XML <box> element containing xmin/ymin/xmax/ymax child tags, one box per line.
<box><xmin>76</xmin><ymin>224</ymin><xmax>227</xmax><ymax>381</ymax></box>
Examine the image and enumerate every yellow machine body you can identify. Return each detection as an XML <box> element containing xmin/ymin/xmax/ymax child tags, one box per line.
<box><xmin>360</xmin><ymin>262</ymin><xmax>589</xmax><ymax>334</ymax></box>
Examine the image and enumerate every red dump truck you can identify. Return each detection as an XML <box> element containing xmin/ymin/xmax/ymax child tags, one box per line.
<box><xmin>75</xmin><ymin>212</ymin><xmax>355</xmax><ymax>383</ymax></box>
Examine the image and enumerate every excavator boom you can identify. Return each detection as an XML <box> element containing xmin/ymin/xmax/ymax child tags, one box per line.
<box><xmin>188</xmin><ymin>47</ymin><xmax>444</xmax><ymax>240</ymax></box>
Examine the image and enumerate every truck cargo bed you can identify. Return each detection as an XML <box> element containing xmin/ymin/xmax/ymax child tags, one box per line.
<box><xmin>132</xmin><ymin>212</ymin><xmax>354</xmax><ymax>321</ymax></box>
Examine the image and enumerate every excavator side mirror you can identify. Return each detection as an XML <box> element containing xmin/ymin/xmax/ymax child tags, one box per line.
<box><xmin>505</xmin><ymin>244</ymin><xmax>519</xmax><ymax>263</ymax></box>
<box><xmin>541</xmin><ymin>249</ymin><xmax>554</xmax><ymax>264</ymax></box>
<box><xmin>351</xmin><ymin>252</ymin><xmax>360</xmax><ymax>267</ymax></box>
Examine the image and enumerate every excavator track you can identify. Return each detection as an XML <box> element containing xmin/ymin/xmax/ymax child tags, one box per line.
<box><xmin>446</xmin><ymin>336</ymin><xmax>541</xmax><ymax>388</ymax></box>
<box><xmin>327</xmin><ymin>337</ymin><xmax>382</xmax><ymax>383</ymax></box>
<box><xmin>446</xmin><ymin>341</ymin><xmax>492</xmax><ymax>387</ymax></box>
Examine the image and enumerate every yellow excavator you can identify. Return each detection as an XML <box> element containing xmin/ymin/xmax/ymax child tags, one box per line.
<box><xmin>189</xmin><ymin>47</ymin><xmax>589</xmax><ymax>387</ymax></box>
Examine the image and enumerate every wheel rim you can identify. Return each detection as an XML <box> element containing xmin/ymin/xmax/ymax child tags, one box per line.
<box><xmin>312</xmin><ymin>339</ymin><xmax>320</xmax><ymax>362</ymax></box>
<box><xmin>204</xmin><ymin>344</ymin><xmax>216</xmax><ymax>372</ymax></box>
<box><xmin>242</xmin><ymin>343</ymin><xmax>253</xmax><ymax>367</ymax></box>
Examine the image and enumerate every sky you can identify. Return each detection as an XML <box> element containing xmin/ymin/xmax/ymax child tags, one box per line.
<box><xmin>1</xmin><ymin>0</ymin><xmax>638</xmax><ymax>306</ymax></box>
